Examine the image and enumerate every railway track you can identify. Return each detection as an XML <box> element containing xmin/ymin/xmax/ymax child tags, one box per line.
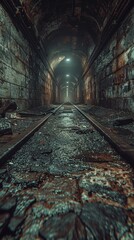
<box><xmin>0</xmin><ymin>103</ymin><xmax>133</xmax><ymax>239</ymax></box>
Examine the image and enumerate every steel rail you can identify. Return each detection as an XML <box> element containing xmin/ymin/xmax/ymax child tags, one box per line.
<box><xmin>73</xmin><ymin>104</ymin><xmax>134</xmax><ymax>166</ymax></box>
<box><xmin>0</xmin><ymin>103</ymin><xmax>133</xmax><ymax>167</ymax></box>
<box><xmin>0</xmin><ymin>105</ymin><xmax>62</xmax><ymax>165</ymax></box>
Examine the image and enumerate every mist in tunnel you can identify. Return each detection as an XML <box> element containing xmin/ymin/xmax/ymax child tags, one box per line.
<box><xmin>0</xmin><ymin>0</ymin><xmax>133</xmax><ymax>112</ymax></box>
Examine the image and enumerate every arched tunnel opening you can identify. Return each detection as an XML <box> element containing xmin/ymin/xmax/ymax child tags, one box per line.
<box><xmin>0</xmin><ymin>1</ymin><xmax>134</xmax><ymax>239</ymax></box>
<box><xmin>1</xmin><ymin>0</ymin><xmax>133</xmax><ymax>112</ymax></box>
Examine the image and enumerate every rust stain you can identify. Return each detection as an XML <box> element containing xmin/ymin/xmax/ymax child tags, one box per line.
<box><xmin>118</xmin><ymin>52</ymin><xmax>126</xmax><ymax>69</ymax></box>
<box><xmin>113</xmin><ymin>68</ymin><xmax>125</xmax><ymax>85</ymax></box>
<box><xmin>74</xmin><ymin>152</ymin><xmax>119</xmax><ymax>162</ymax></box>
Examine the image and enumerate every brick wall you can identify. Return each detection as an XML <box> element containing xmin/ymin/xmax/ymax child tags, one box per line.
<box><xmin>84</xmin><ymin>8</ymin><xmax>134</xmax><ymax>112</ymax></box>
<box><xmin>0</xmin><ymin>5</ymin><xmax>52</xmax><ymax>110</ymax></box>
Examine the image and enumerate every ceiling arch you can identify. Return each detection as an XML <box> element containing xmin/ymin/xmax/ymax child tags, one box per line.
<box><xmin>2</xmin><ymin>0</ymin><xmax>133</xmax><ymax>90</ymax></box>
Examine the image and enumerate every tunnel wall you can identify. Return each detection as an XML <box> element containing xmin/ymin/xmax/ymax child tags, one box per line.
<box><xmin>84</xmin><ymin>8</ymin><xmax>134</xmax><ymax>112</ymax></box>
<box><xmin>0</xmin><ymin>5</ymin><xmax>52</xmax><ymax>110</ymax></box>
<box><xmin>41</xmin><ymin>73</ymin><xmax>53</xmax><ymax>105</ymax></box>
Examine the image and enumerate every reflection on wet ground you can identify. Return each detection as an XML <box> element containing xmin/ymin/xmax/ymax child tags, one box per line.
<box><xmin>0</xmin><ymin>105</ymin><xmax>133</xmax><ymax>239</ymax></box>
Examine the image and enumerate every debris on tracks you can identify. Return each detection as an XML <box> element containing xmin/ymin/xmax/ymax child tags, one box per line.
<box><xmin>113</xmin><ymin>118</ymin><xmax>134</xmax><ymax>126</ymax></box>
<box><xmin>18</xmin><ymin>107</ymin><xmax>55</xmax><ymax>117</ymax></box>
<box><xmin>76</xmin><ymin>128</ymin><xmax>94</xmax><ymax>134</ymax></box>
<box><xmin>0</xmin><ymin>104</ymin><xmax>133</xmax><ymax>239</ymax></box>
<box><xmin>0</xmin><ymin>119</ymin><xmax>12</xmax><ymax>136</ymax></box>
<box><xmin>0</xmin><ymin>101</ymin><xmax>17</xmax><ymax>118</ymax></box>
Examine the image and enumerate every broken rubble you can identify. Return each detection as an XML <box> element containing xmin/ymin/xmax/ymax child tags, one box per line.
<box><xmin>8</xmin><ymin>216</ymin><xmax>25</xmax><ymax>233</ymax></box>
<box><xmin>0</xmin><ymin>197</ymin><xmax>17</xmax><ymax>213</ymax></box>
<box><xmin>0</xmin><ymin>118</ymin><xmax>12</xmax><ymax>135</ymax></box>
<box><xmin>113</xmin><ymin>118</ymin><xmax>134</xmax><ymax>126</ymax></box>
<box><xmin>0</xmin><ymin>101</ymin><xmax>17</xmax><ymax>118</ymax></box>
<box><xmin>80</xmin><ymin>202</ymin><xmax>130</xmax><ymax>240</ymax></box>
<box><xmin>39</xmin><ymin>213</ymin><xmax>84</xmax><ymax>239</ymax></box>
<box><xmin>0</xmin><ymin>213</ymin><xmax>10</xmax><ymax>236</ymax></box>
<box><xmin>0</xmin><ymin>105</ymin><xmax>133</xmax><ymax>239</ymax></box>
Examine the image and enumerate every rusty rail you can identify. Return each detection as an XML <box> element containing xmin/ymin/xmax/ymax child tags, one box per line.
<box><xmin>1</xmin><ymin>103</ymin><xmax>133</xmax><ymax>167</ymax></box>
<box><xmin>0</xmin><ymin>105</ymin><xmax>62</xmax><ymax>165</ymax></box>
<box><xmin>73</xmin><ymin>104</ymin><xmax>134</xmax><ymax>166</ymax></box>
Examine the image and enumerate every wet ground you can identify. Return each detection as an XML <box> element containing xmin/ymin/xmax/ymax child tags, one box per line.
<box><xmin>0</xmin><ymin>105</ymin><xmax>134</xmax><ymax>239</ymax></box>
<box><xmin>0</xmin><ymin>105</ymin><xmax>55</xmax><ymax>148</ymax></box>
<box><xmin>79</xmin><ymin>104</ymin><xmax>134</xmax><ymax>146</ymax></box>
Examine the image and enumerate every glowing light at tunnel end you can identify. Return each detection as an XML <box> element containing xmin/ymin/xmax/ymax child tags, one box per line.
<box><xmin>66</xmin><ymin>58</ymin><xmax>71</xmax><ymax>62</ymax></box>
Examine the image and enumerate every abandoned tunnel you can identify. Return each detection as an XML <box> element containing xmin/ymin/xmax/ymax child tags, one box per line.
<box><xmin>0</xmin><ymin>0</ymin><xmax>134</xmax><ymax>111</ymax></box>
<box><xmin>0</xmin><ymin>1</ymin><xmax>134</xmax><ymax>240</ymax></box>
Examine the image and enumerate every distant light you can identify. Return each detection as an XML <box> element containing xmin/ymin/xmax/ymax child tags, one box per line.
<box><xmin>66</xmin><ymin>74</ymin><xmax>70</xmax><ymax>77</ymax></box>
<box><xmin>66</xmin><ymin>81</ymin><xmax>69</xmax><ymax>83</ymax></box>
<box><xmin>66</xmin><ymin>58</ymin><xmax>70</xmax><ymax>62</ymax></box>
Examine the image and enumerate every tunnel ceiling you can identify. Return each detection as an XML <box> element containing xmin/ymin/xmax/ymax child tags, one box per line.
<box><xmin>20</xmin><ymin>0</ymin><xmax>110</xmax><ymax>57</ymax></box>
<box><xmin>2</xmin><ymin>0</ymin><xmax>133</xmax><ymax>88</ymax></box>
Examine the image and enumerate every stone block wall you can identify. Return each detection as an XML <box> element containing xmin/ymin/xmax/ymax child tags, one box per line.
<box><xmin>84</xmin><ymin>8</ymin><xmax>134</xmax><ymax>112</ymax></box>
<box><xmin>0</xmin><ymin>5</ymin><xmax>52</xmax><ymax>110</ymax></box>
<box><xmin>41</xmin><ymin>73</ymin><xmax>53</xmax><ymax>106</ymax></box>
